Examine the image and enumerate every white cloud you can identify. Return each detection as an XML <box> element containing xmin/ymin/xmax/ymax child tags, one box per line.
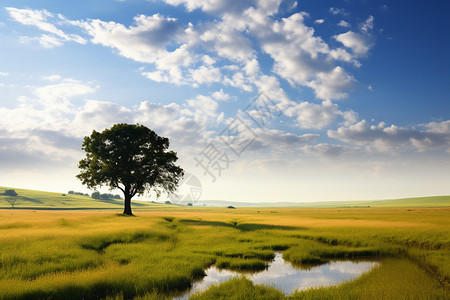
<box><xmin>254</xmin><ymin>75</ymin><xmax>291</xmax><ymax>107</ymax></box>
<box><xmin>42</xmin><ymin>74</ymin><xmax>62</xmax><ymax>82</ymax></box>
<box><xmin>34</xmin><ymin>79</ymin><xmax>97</xmax><ymax>113</ymax></box>
<box><xmin>306</xmin><ymin>66</ymin><xmax>356</xmax><ymax>100</ymax></box>
<box><xmin>182</xmin><ymin>94</ymin><xmax>220</xmax><ymax>127</ymax></box>
<box><xmin>212</xmin><ymin>89</ymin><xmax>230</xmax><ymax>101</ymax></box>
<box><xmin>329</xmin><ymin>7</ymin><xmax>349</xmax><ymax>16</ymax></box>
<box><xmin>6</xmin><ymin>3</ymin><xmax>371</xmax><ymax>101</ymax></box>
<box><xmin>314</xmin><ymin>19</ymin><xmax>325</xmax><ymax>24</ymax></box>
<box><xmin>328</xmin><ymin>119</ymin><xmax>450</xmax><ymax>153</ymax></box>
<box><xmin>6</xmin><ymin>7</ymin><xmax>86</xmax><ymax>47</ymax></box>
<box><xmin>200</xmin><ymin>24</ymin><xmax>254</xmax><ymax>62</ymax></box>
<box><xmin>71</xmin><ymin>100</ymin><xmax>133</xmax><ymax>136</ymax></box>
<box><xmin>190</xmin><ymin>66</ymin><xmax>222</xmax><ymax>85</ymax></box>
<box><xmin>286</xmin><ymin>99</ymin><xmax>357</xmax><ymax>129</ymax></box>
<box><xmin>224</xmin><ymin>72</ymin><xmax>253</xmax><ymax>92</ymax></box>
<box><xmin>0</xmin><ymin>72</ymin><xmax>9</xmax><ymax>76</ymax></box>
<box><xmin>78</xmin><ymin>14</ymin><xmax>182</xmax><ymax>64</ymax></box>
<box><xmin>360</xmin><ymin>15</ymin><xmax>374</xmax><ymax>33</ymax></box>
<box><xmin>338</xmin><ymin>20</ymin><xmax>351</xmax><ymax>28</ymax></box>
<box><xmin>256</xmin><ymin>12</ymin><xmax>357</xmax><ymax>100</ymax></box>
<box><xmin>334</xmin><ymin>31</ymin><xmax>370</xmax><ymax>56</ymax></box>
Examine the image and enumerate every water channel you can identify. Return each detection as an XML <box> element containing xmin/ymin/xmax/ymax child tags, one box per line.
<box><xmin>175</xmin><ymin>252</ymin><xmax>379</xmax><ymax>299</ymax></box>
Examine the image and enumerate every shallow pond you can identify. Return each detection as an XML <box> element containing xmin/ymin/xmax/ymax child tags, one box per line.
<box><xmin>175</xmin><ymin>252</ymin><xmax>378</xmax><ymax>299</ymax></box>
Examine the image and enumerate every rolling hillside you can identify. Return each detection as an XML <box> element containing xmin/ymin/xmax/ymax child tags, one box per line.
<box><xmin>1</xmin><ymin>186</ymin><xmax>449</xmax><ymax>209</ymax></box>
<box><xmin>0</xmin><ymin>187</ymin><xmax>156</xmax><ymax>210</ymax></box>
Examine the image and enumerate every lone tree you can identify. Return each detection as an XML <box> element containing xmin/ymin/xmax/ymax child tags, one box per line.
<box><xmin>77</xmin><ymin>123</ymin><xmax>184</xmax><ymax>215</ymax></box>
<box><xmin>3</xmin><ymin>189</ymin><xmax>18</xmax><ymax>208</ymax></box>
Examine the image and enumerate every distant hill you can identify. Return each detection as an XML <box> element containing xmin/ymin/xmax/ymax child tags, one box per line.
<box><xmin>0</xmin><ymin>186</ymin><xmax>156</xmax><ymax>210</ymax></box>
<box><xmin>196</xmin><ymin>195</ymin><xmax>450</xmax><ymax>208</ymax></box>
<box><xmin>1</xmin><ymin>186</ymin><xmax>449</xmax><ymax>209</ymax></box>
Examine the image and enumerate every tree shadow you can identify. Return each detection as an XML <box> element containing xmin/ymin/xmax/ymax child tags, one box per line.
<box><xmin>180</xmin><ymin>219</ymin><xmax>300</xmax><ymax>231</ymax></box>
<box><xmin>17</xmin><ymin>196</ymin><xmax>44</xmax><ymax>204</ymax></box>
<box><xmin>95</xmin><ymin>198</ymin><xmax>123</xmax><ymax>206</ymax></box>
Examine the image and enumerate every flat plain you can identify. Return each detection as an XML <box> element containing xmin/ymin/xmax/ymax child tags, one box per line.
<box><xmin>0</xmin><ymin>187</ymin><xmax>449</xmax><ymax>299</ymax></box>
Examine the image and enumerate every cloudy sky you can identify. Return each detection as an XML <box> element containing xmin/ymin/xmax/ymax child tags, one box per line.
<box><xmin>1</xmin><ymin>0</ymin><xmax>449</xmax><ymax>203</ymax></box>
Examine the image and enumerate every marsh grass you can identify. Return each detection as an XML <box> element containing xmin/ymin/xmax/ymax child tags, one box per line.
<box><xmin>190</xmin><ymin>277</ymin><xmax>285</xmax><ymax>300</ymax></box>
<box><xmin>0</xmin><ymin>207</ymin><xmax>448</xmax><ymax>299</ymax></box>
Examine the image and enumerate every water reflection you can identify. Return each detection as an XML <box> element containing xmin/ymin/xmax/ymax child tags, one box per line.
<box><xmin>175</xmin><ymin>252</ymin><xmax>378</xmax><ymax>299</ymax></box>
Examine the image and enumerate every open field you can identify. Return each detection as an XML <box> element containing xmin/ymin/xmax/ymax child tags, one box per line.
<box><xmin>0</xmin><ymin>193</ymin><xmax>449</xmax><ymax>299</ymax></box>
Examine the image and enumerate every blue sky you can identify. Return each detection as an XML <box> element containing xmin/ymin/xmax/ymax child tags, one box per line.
<box><xmin>1</xmin><ymin>0</ymin><xmax>449</xmax><ymax>203</ymax></box>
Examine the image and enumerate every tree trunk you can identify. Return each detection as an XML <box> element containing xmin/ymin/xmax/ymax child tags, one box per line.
<box><xmin>123</xmin><ymin>186</ymin><xmax>133</xmax><ymax>215</ymax></box>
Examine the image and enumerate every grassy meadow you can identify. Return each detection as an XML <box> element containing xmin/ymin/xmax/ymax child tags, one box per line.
<box><xmin>0</xmin><ymin>188</ymin><xmax>449</xmax><ymax>299</ymax></box>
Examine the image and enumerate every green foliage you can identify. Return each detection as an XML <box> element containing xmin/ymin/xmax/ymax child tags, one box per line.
<box><xmin>92</xmin><ymin>191</ymin><xmax>101</xmax><ymax>199</ymax></box>
<box><xmin>4</xmin><ymin>189</ymin><xmax>17</xmax><ymax>197</ymax></box>
<box><xmin>77</xmin><ymin>123</ymin><xmax>184</xmax><ymax>215</ymax></box>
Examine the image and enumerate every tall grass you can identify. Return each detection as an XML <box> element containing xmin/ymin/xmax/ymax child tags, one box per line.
<box><xmin>0</xmin><ymin>207</ymin><xmax>448</xmax><ymax>299</ymax></box>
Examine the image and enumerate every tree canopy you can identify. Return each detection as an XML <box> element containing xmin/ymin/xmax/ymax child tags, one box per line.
<box><xmin>4</xmin><ymin>189</ymin><xmax>17</xmax><ymax>197</ymax></box>
<box><xmin>77</xmin><ymin>123</ymin><xmax>184</xmax><ymax>215</ymax></box>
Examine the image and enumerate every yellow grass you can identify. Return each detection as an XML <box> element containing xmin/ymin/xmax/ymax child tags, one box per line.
<box><xmin>0</xmin><ymin>206</ymin><xmax>448</xmax><ymax>299</ymax></box>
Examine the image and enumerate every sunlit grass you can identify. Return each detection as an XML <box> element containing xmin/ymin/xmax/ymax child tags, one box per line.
<box><xmin>0</xmin><ymin>206</ymin><xmax>448</xmax><ymax>299</ymax></box>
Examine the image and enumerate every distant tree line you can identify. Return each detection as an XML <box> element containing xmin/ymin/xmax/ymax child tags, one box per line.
<box><xmin>68</xmin><ymin>191</ymin><xmax>89</xmax><ymax>196</ymax></box>
<box><xmin>91</xmin><ymin>191</ymin><xmax>122</xmax><ymax>200</ymax></box>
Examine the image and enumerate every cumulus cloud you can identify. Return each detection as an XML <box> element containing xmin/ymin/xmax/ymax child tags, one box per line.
<box><xmin>253</xmin><ymin>12</ymin><xmax>358</xmax><ymax>100</ymax></box>
<box><xmin>306</xmin><ymin>67</ymin><xmax>356</xmax><ymax>100</ymax></box>
<box><xmin>7</xmin><ymin>2</ymin><xmax>369</xmax><ymax>100</ymax></box>
<box><xmin>190</xmin><ymin>66</ymin><xmax>222</xmax><ymax>85</ymax></box>
<box><xmin>334</xmin><ymin>31</ymin><xmax>370</xmax><ymax>56</ymax></box>
<box><xmin>212</xmin><ymin>89</ymin><xmax>230</xmax><ymax>101</ymax></box>
<box><xmin>338</xmin><ymin>20</ymin><xmax>350</xmax><ymax>28</ymax></box>
<box><xmin>34</xmin><ymin>78</ymin><xmax>97</xmax><ymax>113</ymax></box>
<box><xmin>328</xmin><ymin>120</ymin><xmax>450</xmax><ymax>153</ymax></box>
<box><xmin>182</xmin><ymin>94</ymin><xmax>221</xmax><ymax>127</ymax></box>
<box><xmin>78</xmin><ymin>14</ymin><xmax>182</xmax><ymax>64</ymax></box>
<box><xmin>6</xmin><ymin>7</ymin><xmax>86</xmax><ymax>48</ymax></box>
<box><xmin>285</xmin><ymin>99</ymin><xmax>357</xmax><ymax>129</ymax></box>
<box><xmin>200</xmin><ymin>24</ymin><xmax>254</xmax><ymax>62</ymax></box>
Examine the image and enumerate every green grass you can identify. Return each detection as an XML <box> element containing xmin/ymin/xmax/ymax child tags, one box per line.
<box><xmin>0</xmin><ymin>188</ymin><xmax>448</xmax><ymax>299</ymax></box>
<box><xmin>291</xmin><ymin>258</ymin><xmax>448</xmax><ymax>299</ymax></box>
